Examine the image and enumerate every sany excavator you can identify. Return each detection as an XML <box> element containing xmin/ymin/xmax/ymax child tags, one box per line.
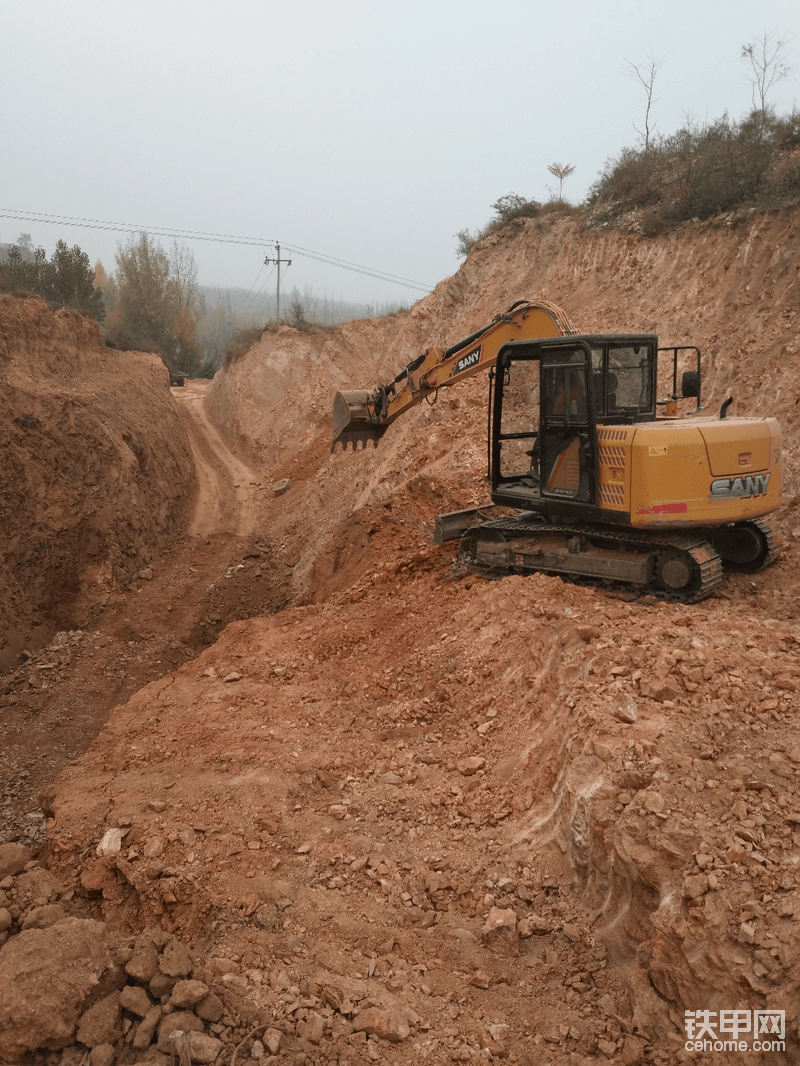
<box><xmin>331</xmin><ymin>300</ymin><xmax>782</xmax><ymax>603</ymax></box>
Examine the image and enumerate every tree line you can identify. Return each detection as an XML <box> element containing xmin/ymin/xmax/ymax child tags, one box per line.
<box><xmin>1</xmin><ymin>231</ymin><xmax>411</xmax><ymax>378</ymax></box>
<box><xmin>0</xmin><ymin>237</ymin><xmax>105</xmax><ymax>321</ymax></box>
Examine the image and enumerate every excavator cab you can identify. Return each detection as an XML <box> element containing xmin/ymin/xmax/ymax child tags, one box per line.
<box><xmin>538</xmin><ymin>345</ymin><xmax>596</xmax><ymax>505</ymax></box>
<box><xmin>490</xmin><ymin>334</ymin><xmax>659</xmax><ymax>519</ymax></box>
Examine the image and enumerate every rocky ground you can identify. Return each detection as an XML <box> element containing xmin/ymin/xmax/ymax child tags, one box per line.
<box><xmin>2</xmin><ymin>209</ymin><xmax>800</xmax><ymax>1065</ymax></box>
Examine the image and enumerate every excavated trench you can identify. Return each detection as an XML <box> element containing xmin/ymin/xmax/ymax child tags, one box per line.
<box><xmin>4</xmin><ymin>208</ymin><xmax>800</xmax><ymax>1062</ymax></box>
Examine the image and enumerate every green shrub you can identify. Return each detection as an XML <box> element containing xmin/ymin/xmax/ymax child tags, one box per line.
<box><xmin>454</xmin><ymin>193</ymin><xmax>544</xmax><ymax>256</ymax></box>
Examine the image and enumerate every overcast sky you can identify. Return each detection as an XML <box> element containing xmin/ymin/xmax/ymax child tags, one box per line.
<box><xmin>2</xmin><ymin>0</ymin><xmax>798</xmax><ymax>306</ymax></box>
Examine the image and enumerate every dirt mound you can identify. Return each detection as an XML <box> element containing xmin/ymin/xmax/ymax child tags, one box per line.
<box><xmin>0</xmin><ymin>295</ymin><xmax>195</xmax><ymax>668</ymax></box>
<box><xmin>39</xmin><ymin>561</ymin><xmax>800</xmax><ymax>1064</ymax></box>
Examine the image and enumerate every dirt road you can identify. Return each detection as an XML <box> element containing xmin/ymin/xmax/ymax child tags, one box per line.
<box><xmin>175</xmin><ymin>380</ymin><xmax>265</xmax><ymax>539</ymax></box>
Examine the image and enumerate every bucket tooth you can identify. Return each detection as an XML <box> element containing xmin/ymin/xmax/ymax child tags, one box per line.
<box><xmin>331</xmin><ymin>424</ymin><xmax>387</xmax><ymax>452</ymax></box>
<box><xmin>331</xmin><ymin>390</ymin><xmax>386</xmax><ymax>452</ymax></box>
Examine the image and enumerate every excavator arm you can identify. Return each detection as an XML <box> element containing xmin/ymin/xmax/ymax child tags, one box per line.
<box><xmin>331</xmin><ymin>298</ymin><xmax>576</xmax><ymax>451</ymax></box>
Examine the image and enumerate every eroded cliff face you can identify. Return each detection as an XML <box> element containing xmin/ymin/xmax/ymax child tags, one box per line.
<box><xmin>0</xmin><ymin>295</ymin><xmax>195</xmax><ymax>668</ymax></box>
<box><xmin>206</xmin><ymin>210</ymin><xmax>800</xmax><ymax>485</ymax></box>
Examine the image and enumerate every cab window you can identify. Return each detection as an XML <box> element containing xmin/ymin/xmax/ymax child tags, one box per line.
<box><xmin>607</xmin><ymin>345</ymin><xmax>653</xmax><ymax>416</ymax></box>
<box><xmin>543</xmin><ymin>359</ymin><xmax>587</xmax><ymax>422</ymax></box>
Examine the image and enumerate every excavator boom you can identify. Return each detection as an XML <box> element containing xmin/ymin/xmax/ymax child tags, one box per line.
<box><xmin>331</xmin><ymin>299</ymin><xmax>576</xmax><ymax>451</ymax></box>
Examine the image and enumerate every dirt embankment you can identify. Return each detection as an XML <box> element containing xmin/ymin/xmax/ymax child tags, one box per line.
<box><xmin>3</xmin><ymin>211</ymin><xmax>800</xmax><ymax>1065</ymax></box>
<box><xmin>0</xmin><ymin>296</ymin><xmax>195</xmax><ymax>669</ymax></box>
<box><xmin>0</xmin><ymin>307</ymin><xmax>291</xmax><ymax>863</ymax></box>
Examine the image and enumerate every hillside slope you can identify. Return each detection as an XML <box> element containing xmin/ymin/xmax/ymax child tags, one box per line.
<box><xmin>205</xmin><ymin>208</ymin><xmax>800</xmax><ymax>604</ymax></box>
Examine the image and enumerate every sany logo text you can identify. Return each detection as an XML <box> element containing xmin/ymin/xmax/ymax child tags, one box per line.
<box><xmin>711</xmin><ymin>473</ymin><xmax>770</xmax><ymax>499</ymax></box>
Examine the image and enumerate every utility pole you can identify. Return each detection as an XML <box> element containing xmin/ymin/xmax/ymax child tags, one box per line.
<box><xmin>264</xmin><ymin>243</ymin><xmax>292</xmax><ymax>323</ymax></box>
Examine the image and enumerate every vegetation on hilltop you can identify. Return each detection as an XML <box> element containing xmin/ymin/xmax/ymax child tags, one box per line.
<box><xmin>458</xmin><ymin>36</ymin><xmax>798</xmax><ymax>254</ymax></box>
<box><xmin>457</xmin><ymin>105</ymin><xmax>800</xmax><ymax>256</ymax></box>
<box><xmin>589</xmin><ymin>108</ymin><xmax>800</xmax><ymax>236</ymax></box>
<box><xmin>0</xmin><ymin>237</ymin><xmax>105</xmax><ymax>321</ymax></box>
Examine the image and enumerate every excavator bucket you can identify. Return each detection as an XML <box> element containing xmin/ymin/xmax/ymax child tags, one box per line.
<box><xmin>331</xmin><ymin>390</ymin><xmax>387</xmax><ymax>452</ymax></box>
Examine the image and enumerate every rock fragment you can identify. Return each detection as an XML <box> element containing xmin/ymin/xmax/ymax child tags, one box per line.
<box><xmin>481</xmin><ymin>907</ymin><xmax>519</xmax><ymax>956</ymax></box>
<box><xmin>89</xmin><ymin>1045</ymin><xmax>116</xmax><ymax>1066</ymax></box>
<box><xmin>132</xmin><ymin>1005</ymin><xmax>161</xmax><ymax>1050</ymax></box>
<box><xmin>159</xmin><ymin>936</ymin><xmax>192</xmax><ymax>977</ymax></box>
<box><xmin>622</xmin><ymin>1034</ymin><xmax>646</xmax><ymax>1065</ymax></box>
<box><xmin>21</xmin><ymin>904</ymin><xmax>67</xmax><ymax>930</ymax></box>
<box><xmin>353</xmin><ymin>1007</ymin><xmax>411</xmax><ymax>1042</ymax></box>
<box><xmin>299</xmin><ymin>1010</ymin><xmax>325</xmax><ymax>1044</ymax></box>
<box><xmin>125</xmin><ymin>936</ymin><xmax>159</xmax><ymax>983</ymax></box>
<box><xmin>264</xmin><ymin>1028</ymin><xmax>283</xmax><ymax>1055</ymax></box>
<box><xmin>194</xmin><ymin>991</ymin><xmax>224</xmax><ymax>1022</ymax></box>
<box><xmin>77</xmin><ymin>993</ymin><xmax>121</xmax><ymax>1049</ymax></box>
<box><xmin>457</xmin><ymin>756</ymin><xmax>485</xmax><ymax>776</ymax></box>
<box><xmin>156</xmin><ymin>1010</ymin><xmax>204</xmax><ymax>1050</ymax></box>
<box><xmin>0</xmin><ymin>918</ymin><xmax>123</xmax><ymax>1060</ymax></box>
<box><xmin>642</xmin><ymin>680</ymin><xmax>681</xmax><ymax>703</ymax></box>
<box><xmin>643</xmin><ymin>791</ymin><xmax>666</xmax><ymax>815</ymax></box>
<box><xmin>96</xmin><ymin>828</ymin><xmax>123</xmax><ymax>855</ymax></box>
<box><xmin>169</xmin><ymin>978</ymin><xmax>209</xmax><ymax>1008</ymax></box>
<box><xmin>0</xmin><ymin>843</ymin><xmax>31</xmax><ymax>878</ymax></box>
<box><xmin>119</xmin><ymin>984</ymin><xmax>153</xmax><ymax>1017</ymax></box>
<box><xmin>186</xmin><ymin>1030</ymin><xmax>225</xmax><ymax>1063</ymax></box>
<box><xmin>611</xmin><ymin>695</ymin><xmax>638</xmax><ymax>723</ymax></box>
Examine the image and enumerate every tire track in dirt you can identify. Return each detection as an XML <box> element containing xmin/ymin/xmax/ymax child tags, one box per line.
<box><xmin>173</xmin><ymin>380</ymin><xmax>264</xmax><ymax>538</ymax></box>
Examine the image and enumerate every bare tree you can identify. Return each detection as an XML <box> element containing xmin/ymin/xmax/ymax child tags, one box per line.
<box><xmin>169</xmin><ymin>240</ymin><xmax>202</xmax><ymax>324</ymax></box>
<box><xmin>624</xmin><ymin>51</ymin><xmax>665</xmax><ymax>154</ymax></box>
<box><xmin>742</xmin><ymin>32</ymin><xmax>791</xmax><ymax>120</ymax></box>
<box><xmin>546</xmin><ymin>163</ymin><xmax>576</xmax><ymax>202</ymax></box>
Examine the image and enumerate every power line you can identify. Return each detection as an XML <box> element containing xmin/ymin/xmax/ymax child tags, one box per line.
<box><xmin>232</xmin><ymin>264</ymin><xmax>276</xmax><ymax>331</ymax></box>
<box><xmin>0</xmin><ymin>207</ymin><xmax>433</xmax><ymax>292</ymax></box>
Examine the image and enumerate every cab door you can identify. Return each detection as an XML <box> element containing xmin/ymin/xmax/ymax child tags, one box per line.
<box><xmin>539</xmin><ymin>343</ymin><xmax>598</xmax><ymax>506</ymax></box>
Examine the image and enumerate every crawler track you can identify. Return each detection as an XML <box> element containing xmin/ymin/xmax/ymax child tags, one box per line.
<box><xmin>460</xmin><ymin>517</ymin><xmax>725</xmax><ymax>603</ymax></box>
<box><xmin>709</xmin><ymin>516</ymin><xmax>776</xmax><ymax>573</ymax></box>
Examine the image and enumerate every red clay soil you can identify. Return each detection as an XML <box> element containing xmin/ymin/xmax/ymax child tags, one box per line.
<box><xmin>2</xmin><ymin>209</ymin><xmax>800</xmax><ymax>1066</ymax></box>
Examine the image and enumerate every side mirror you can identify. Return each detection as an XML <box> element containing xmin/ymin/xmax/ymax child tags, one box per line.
<box><xmin>681</xmin><ymin>370</ymin><xmax>700</xmax><ymax>398</ymax></box>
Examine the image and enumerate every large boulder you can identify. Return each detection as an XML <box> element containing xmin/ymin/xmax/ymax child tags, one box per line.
<box><xmin>0</xmin><ymin>917</ymin><xmax>124</xmax><ymax>1060</ymax></box>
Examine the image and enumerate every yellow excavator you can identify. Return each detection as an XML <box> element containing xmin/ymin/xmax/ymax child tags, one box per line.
<box><xmin>331</xmin><ymin>300</ymin><xmax>782</xmax><ymax>602</ymax></box>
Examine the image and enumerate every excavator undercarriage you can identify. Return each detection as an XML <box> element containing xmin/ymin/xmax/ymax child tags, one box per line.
<box><xmin>458</xmin><ymin>515</ymin><xmax>776</xmax><ymax>604</ymax></box>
